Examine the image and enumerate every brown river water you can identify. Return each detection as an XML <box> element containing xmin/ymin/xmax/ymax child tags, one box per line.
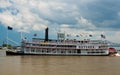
<box><xmin>0</xmin><ymin>50</ymin><xmax>120</xmax><ymax>75</ymax></box>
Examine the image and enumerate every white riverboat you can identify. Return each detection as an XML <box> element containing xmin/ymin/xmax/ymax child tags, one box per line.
<box><xmin>6</xmin><ymin>28</ymin><xmax>117</xmax><ymax>56</ymax></box>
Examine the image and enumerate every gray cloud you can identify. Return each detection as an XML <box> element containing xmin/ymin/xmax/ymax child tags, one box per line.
<box><xmin>0</xmin><ymin>0</ymin><xmax>120</xmax><ymax>32</ymax></box>
<box><xmin>1</xmin><ymin>0</ymin><xmax>120</xmax><ymax>43</ymax></box>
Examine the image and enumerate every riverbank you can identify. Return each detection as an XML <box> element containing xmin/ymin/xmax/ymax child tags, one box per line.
<box><xmin>0</xmin><ymin>49</ymin><xmax>6</xmax><ymax>56</ymax></box>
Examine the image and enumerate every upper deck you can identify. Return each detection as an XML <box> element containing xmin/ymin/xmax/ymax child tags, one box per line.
<box><xmin>21</xmin><ymin>38</ymin><xmax>108</xmax><ymax>50</ymax></box>
<box><xmin>31</xmin><ymin>38</ymin><xmax>107</xmax><ymax>44</ymax></box>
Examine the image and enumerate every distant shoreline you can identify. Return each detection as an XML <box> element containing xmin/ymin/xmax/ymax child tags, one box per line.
<box><xmin>0</xmin><ymin>49</ymin><xmax>5</xmax><ymax>50</ymax></box>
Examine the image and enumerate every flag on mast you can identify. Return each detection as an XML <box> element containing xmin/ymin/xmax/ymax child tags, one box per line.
<box><xmin>66</xmin><ymin>34</ymin><xmax>71</xmax><ymax>37</ymax></box>
<box><xmin>89</xmin><ymin>34</ymin><xmax>92</xmax><ymax>37</ymax></box>
<box><xmin>8</xmin><ymin>26</ymin><xmax>13</xmax><ymax>30</ymax></box>
<box><xmin>33</xmin><ymin>33</ymin><xmax>37</xmax><ymax>37</ymax></box>
<box><xmin>76</xmin><ymin>35</ymin><xmax>79</xmax><ymax>37</ymax></box>
<box><xmin>101</xmin><ymin>34</ymin><xmax>106</xmax><ymax>39</ymax></box>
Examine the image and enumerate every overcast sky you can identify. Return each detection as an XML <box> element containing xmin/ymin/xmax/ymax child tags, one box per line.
<box><xmin>0</xmin><ymin>0</ymin><xmax>120</xmax><ymax>45</ymax></box>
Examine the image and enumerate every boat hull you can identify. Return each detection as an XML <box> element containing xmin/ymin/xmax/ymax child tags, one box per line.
<box><xmin>6</xmin><ymin>51</ymin><xmax>24</xmax><ymax>55</ymax></box>
<box><xmin>6</xmin><ymin>51</ymin><xmax>109</xmax><ymax>56</ymax></box>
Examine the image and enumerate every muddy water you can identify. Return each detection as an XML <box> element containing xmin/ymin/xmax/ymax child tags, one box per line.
<box><xmin>0</xmin><ymin>51</ymin><xmax>120</xmax><ymax>75</ymax></box>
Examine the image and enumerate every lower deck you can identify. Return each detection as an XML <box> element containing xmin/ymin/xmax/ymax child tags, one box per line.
<box><xmin>23</xmin><ymin>48</ymin><xmax>109</xmax><ymax>56</ymax></box>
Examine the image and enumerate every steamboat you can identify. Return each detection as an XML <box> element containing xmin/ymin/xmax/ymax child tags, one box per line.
<box><xmin>6</xmin><ymin>28</ymin><xmax>117</xmax><ymax>56</ymax></box>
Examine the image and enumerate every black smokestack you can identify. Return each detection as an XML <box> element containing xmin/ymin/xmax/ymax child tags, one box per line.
<box><xmin>45</xmin><ymin>27</ymin><xmax>49</xmax><ymax>41</ymax></box>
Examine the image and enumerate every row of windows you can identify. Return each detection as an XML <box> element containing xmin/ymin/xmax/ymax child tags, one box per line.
<box><xmin>78</xmin><ymin>46</ymin><xmax>108</xmax><ymax>49</ymax></box>
<box><xmin>26</xmin><ymin>47</ymin><xmax>106</xmax><ymax>51</ymax></box>
<box><xmin>79</xmin><ymin>46</ymin><xmax>94</xmax><ymax>49</ymax></box>
<box><xmin>26</xmin><ymin>43</ymin><xmax>108</xmax><ymax>49</ymax></box>
<box><xmin>87</xmin><ymin>52</ymin><xmax>105</xmax><ymax>53</ymax></box>
<box><xmin>26</xmin><ymin>49</ymin><xmax>78</xmax><ymax>54</ymax></box>
<box><xmin>26</xmin><ymin>44</ymin><xmax>76</xmax><ymax>48</ymax></box>
<box><xmin>25</xmin><ymin>48</ymin><xmax>106</xmax><ymax>54</ymax></box>
<box><xmin>26</xmin><ymin>41</ymin><xmax>108</xmax><ymax>46</ymax></box>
